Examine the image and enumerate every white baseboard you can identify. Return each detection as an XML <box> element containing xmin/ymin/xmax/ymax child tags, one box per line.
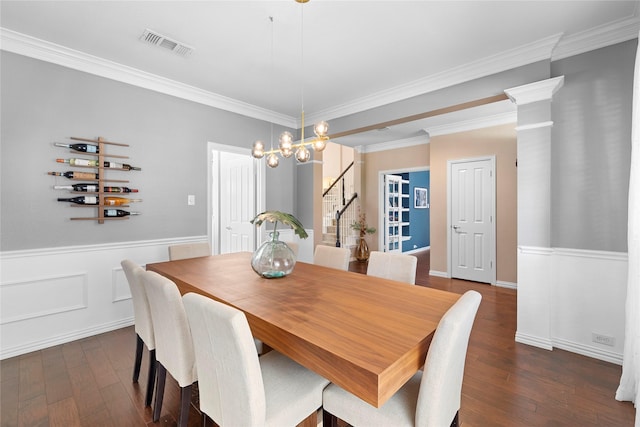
<box><xmin>495</xmin><ymin>280</ymin><xmax>517</xmax><ymax>289</ymax></box>
<box><xmin>429</xmin><ymin>270</ymin><xmax>449</xmax><ymax>278</ymax></box>
<box><xmin>552</xmin><ymin>337</ymin><xmax>623</xmax><ymax>365</ymax></box>
<box><xmin>515</xmin><ymin>331</ymin><xmax>553</xmax><ymax>351</ymax></box>
<box><xmin>514</xmin><ymin>333</ymin><xmax>623</xmax><ymax>365</ymax></box>
<box><xmin>404</xmin><ymin>246</ymin><xmax>430</xmax><ymax>255</ymax></box>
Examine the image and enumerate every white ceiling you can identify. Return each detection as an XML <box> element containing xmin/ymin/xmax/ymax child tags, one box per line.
<box><xmin>1</xmin><ymin>1</ymin><xmax>639</xmax><ymax>146</ymax></box>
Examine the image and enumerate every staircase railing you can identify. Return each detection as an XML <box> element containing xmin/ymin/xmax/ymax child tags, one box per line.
<box><xmin>322</xmin><ymin>161</ymin><xmax>357</xmax><ymax>248</ymax></box>
<box><xmin>335</xmin><ymin>193</ymin><xmax>358</xmax><ymax>247</ymax></box>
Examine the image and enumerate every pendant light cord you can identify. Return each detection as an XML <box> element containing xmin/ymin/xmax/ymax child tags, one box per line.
<box><xmin>299</xmin><ymin>1</ymin><xmax>305</xmax><ymax>142</ymax></box>
<box><xmin>269</xmin><ymin>16</ymin><xmax>275</xmax><ymax>151</ymax></box>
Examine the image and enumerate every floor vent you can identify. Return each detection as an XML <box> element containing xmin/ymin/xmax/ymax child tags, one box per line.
<box><xmin>139</xmin><ymin>29</ymin><xmax>194</xmax><ymax>57</ymax></box>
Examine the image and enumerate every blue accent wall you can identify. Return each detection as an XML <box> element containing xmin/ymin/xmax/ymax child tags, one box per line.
<box><xmin>402</xmin><ymin>171</ymin><xmax>430</xmax><ymax>252</ymax></box>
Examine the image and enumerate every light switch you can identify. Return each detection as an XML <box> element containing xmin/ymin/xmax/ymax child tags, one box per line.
<box><xmin>187</xmin><ymin>195</ymin><xmax>195</xmax><ymax>206</ymax></box>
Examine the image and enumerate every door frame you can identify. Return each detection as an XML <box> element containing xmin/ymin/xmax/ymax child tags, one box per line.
<box><xmin>377</xmin><ymin>166</ymin><xmax>430</xmax><ymax>252</ymax></box>
<box><xmin>447</xmin><ymin>155</ymin><xmax>496</xmax><ymax>284</ymax></box>
<box><xmin>208</xmin><ymin>142</ymin><xmax>265</xmax><ymax>255</ymax></box>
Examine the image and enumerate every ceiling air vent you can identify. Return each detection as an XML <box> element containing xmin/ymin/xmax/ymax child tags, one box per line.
<box><xmin>139</xmin><ymin>29</ymin><xmax>194</xmax><ymax>57</ymax></box>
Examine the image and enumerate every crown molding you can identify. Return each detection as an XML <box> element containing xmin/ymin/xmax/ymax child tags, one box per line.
<box><xmin>425</xmin><ymin>111</ymin><xmax>517</xmax><ymax>137</ymax></box>
<box><xmin>0</xmin><ymin>28</ymin><xmax>298</xmax><ymax>128</ymax></box>
<box><xmin>552</xmin><ymin>15</ymin><xmax>640</xmax><ymax>61</ymax></box>
<box><xmin>308</xmin><ymin>13</ymin><xmax>640</xmax><ymax>124</ymax></box>
<box><xmin>361</xmin><ymin>135</ymin><xmax>429</xmax><ymax>154</ymax></box>
<box><xmin>305</xmin><ymin>33</ymin><xmax>563</xmax><ymax>125</ymax></box>
<box><xmin>3</xmin><ymin>9</ymin><xmax>638</xmax><ymax>128</ymax></box>
<box><xmin>504</xmin><ymin>76</ymin><xmax>565</xmax><ymax>105</ymax></box>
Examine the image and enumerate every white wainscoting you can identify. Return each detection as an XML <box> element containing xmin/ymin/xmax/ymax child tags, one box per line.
<box><xmin>0</xmin><ymin>236</ymin><xmax>207</xmax><ymax>360</ymax></box>
<box><xmin>517</xmin><ymin>246</ymin><xmax>628</xmax><ymax>365</ymax></box>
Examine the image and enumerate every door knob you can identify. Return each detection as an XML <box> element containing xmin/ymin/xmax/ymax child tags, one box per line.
<box><xmin>452</xmin><ymin>225</ymin><xmax>460</xmax><ymax>230</ymax></box>
<box><xmin>225</xmin><ymin>226</ymin><xmax>232</xmax><ymax>231</ymax></box>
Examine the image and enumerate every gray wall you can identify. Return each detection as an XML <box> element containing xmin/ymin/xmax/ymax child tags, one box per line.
<box><xmin>551</xmin><ymin>39</ymin><xmax>635</xmax><ymax>252</ymax></box>
<box><xmin>295</xmin><ymin>163</ymin><xmax>315</xmax><ymax>228</ymax></box>
<box><xmin>0</xmin><ymin>52</ymin><xmax>295</xmax><ymax>251</ymax></box>
<box><xmin>328</xmin><ymin>61</ymin><xmax>551</xmax><ymax>136</ymax></box>
<box><xmin>2</xmin><ymin>38</ymin><xmax>635</xmax><ymax>253</ymax></box>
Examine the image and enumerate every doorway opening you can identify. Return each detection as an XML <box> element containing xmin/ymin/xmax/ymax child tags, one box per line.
<box><xmin>378</xmin><ymin>167</ymin><xmax>431</xmax><ymax>255</ymax></box>
<box><xmin>208</xmin><ymin>142</ymin><xmax>265</xmax><ymax>255</ymax></box>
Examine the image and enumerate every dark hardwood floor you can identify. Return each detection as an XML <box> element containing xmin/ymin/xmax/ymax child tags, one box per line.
<box><xmin>1</xmin><ymin>251</ymin><xmax>636</xmax><ymax>426</ymax></box>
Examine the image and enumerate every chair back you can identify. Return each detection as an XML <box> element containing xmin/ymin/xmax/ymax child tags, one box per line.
<box><xmin>168</xmin><ymin>242</ymin><xmax>211</xmax><ymax>260</ymax></box>
<box><xmin>366</xmin><ymin>251</ymin><xmax>418</xmax><ymax>284</ymax></box>
<box><xmin>121</xmin><ymin>260</ymin><xmax>155</xmax><ymax>349</ymax></box>
<box><xmin>141</xmin><ymin>271</ymin><xmax>196</xmax><ymax>387</ymax></box>
<box><xmin>313</xmin><ymin>245</ymin><xmax>350</xmax><ymax>271</ymax></box>
<box><xmin>183</xmin><ymin>292</ymin><xmax>266</xmax><ymax>426</ymax></box>
<box><xmin>415</xmin><ymin>290</ymin><xmax>481</xmax><ymax>427</ymax></box>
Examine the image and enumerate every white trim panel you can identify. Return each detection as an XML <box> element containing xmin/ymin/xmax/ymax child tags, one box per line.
<box><xmin>0</xmin><ymin>272</ymin><xmax>88</xmax><ymax>324</ymax></box>
<box><xmin>0</xmin><ymin>237</ymin><xmax>207</xmax><ymax>360</ymax></box>
<box><xmin>517</xmin><ymin>246</ymin><xmax>627</xmax><ymax>365</ymax></box>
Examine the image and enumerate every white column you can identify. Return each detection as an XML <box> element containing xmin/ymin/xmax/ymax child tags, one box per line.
<box><xmin>504</xmin><ymin>76</ymin><xmax>564</xmax><ymax>350</ymax></box>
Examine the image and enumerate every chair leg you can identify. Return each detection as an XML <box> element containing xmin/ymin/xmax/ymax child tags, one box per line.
<box><xmin>178</xmin><ymin>384</ymin><xmax>192</xmax><ymax>427</ymax></box>
<box><xmin>450</xmin><ymin>410</ymin><xmax>460</xmax><ymax>427</ymax></box>
<box><xmin>153</xmin><ymin>362</ymin><xmax>167</xmax><ymax>422</ymax></box>
<box><xmin>322</xmin><ymin>409</ymin><xmax>339</xmax><ymax>427</ymax></box>
<box><xmin>144</xmin><ymin>349</ymin><xmax>156</xmax><ymax>407</ymax></box>
<box><xmin>133</xmin><ymin>334</ymin><xmax>143</xmax><ymax>382</ymax></box>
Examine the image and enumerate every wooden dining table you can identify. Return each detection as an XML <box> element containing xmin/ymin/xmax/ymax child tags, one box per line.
<box><xmin>146</xmin><ymin>252</ymin><xmax>460</xmax><ymax>408</ymax></box>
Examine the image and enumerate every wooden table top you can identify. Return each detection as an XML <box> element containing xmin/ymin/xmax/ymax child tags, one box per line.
<box><xmin>146</xmin><ymin>252</ymin><xmax>460</xmax><ymax>408</ymax></box>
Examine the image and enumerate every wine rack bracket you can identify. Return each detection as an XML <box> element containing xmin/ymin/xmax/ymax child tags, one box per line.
<box><xmin>51</xmin><ymin>136</ymin><xmax>140</xmax><ymax>223</ymax></box>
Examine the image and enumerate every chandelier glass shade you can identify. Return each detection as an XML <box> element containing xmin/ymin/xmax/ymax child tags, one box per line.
<box><xmin>250</xmin><ymin>0</ymin><xmax>329</xmax><ymax>168</ymax></box>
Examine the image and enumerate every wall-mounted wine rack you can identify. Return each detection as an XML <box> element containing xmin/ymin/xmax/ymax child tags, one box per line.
<box><xmin>51</xmin><ymin>136</ymin><xmax>141</xmax><ymax>223</ymax></box>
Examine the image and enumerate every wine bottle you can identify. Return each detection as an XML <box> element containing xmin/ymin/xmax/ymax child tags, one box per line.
<box><xmin>54</xmin><ymin>183</ymin><xmax>99</xmax><ymax>192</ymax></box>
<box><xmin>53</xmin><ymin>184</ymin><xmax>139</xmax><ymax>193</ymax></box>
<box><xmin>57</xmin><ymin>196</ymin><xmax>98</xmax><ymax>205</ymax></box>
<box><xmin>103</xmin><ymin>197</ymin><xmax>143</xmax><ymax>206</ymax></box>
<box><xmin>57</xmin><ymin>158</ymin><xmax>141</xmax><ymax>171</ymax></box>
<box><xmin>56</xmin><ymin>158</ymin><xmax>99</xmax><ymax>167</ymax></box>
<box><xmin>54</xmin><ymin>142</ymin><xmax>99</xmax><ymax>153</ymax></box>
<box><xmin>48</xmin><ymin>171</ymin><xmax>99</xmax><ymax>180</ymax></box>
<box><xmin>104</xmin><ymin>209</ymin><xmax>140</xmax><ymax>217</ymax></box>
<box><xmin>103</xmin><ymin>186</ymin><xmax>139</xmax><ymax>193</ymax></box>
<box><xmin>103</xmin><ymin>161</ymin><xmax>141</xmax><ymax>171</ymax></box>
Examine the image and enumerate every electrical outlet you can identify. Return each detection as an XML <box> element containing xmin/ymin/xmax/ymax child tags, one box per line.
<box><xmin>592</xmin><ymin>333</ymin><xmax>615</xmax><ymax>347</ymax></box>
<box><xmin>187</xmin><ymin>195</ymin><xmax>195</xmax><ymax>206</ymax></box>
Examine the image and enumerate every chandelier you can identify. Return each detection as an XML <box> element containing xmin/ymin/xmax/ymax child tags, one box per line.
<box><xmin>251</xmin><ymin>0</ymin><xmax>329</xmax><ymax>168</ymax></box>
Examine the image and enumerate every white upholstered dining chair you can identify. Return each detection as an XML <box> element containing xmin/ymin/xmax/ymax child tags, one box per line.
<box><xmin>313</xmin><ymin>245</ymin><xmax>350</xmax><ymax>271</ymax></box>
<box><xmin>168</xmin><ymin>242</ymin><xmax>211</xmax><ymax>260</ymax></box>
<box><xmin>323</xmin><ymin>290</ymin><xmax>482</xmax><ymax>427</ymax></box>
<box><xmin>183</xmin><ymin>292</ymin><xmax>330</xmax><ymax>427</ymax></box>
<box><xmin>121</xmin><ymin>259</ymin><xmax>156</xmax><ymax>407</ymax></box>
<box><xmin>366</xmin><ymin>251</ymin><xmax>418</xmax><ymax>284</ymax></box>
<box><xmin>141</xmin><ymin>270</ymin><xmax>197</xmax><ymax>427</ymax></box>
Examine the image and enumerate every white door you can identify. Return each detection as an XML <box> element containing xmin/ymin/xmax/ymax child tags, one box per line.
<box><xmin>219</xmin><ymin>151</ymin><xmax>255</xmax><ymax>253</ymax></box>
<box><xmin>383</xmin><ymin>174</ymin><xmax>403</xmax><ymax>253</ymax></box>
<box><xmin>450</xmin><ymin>158</ymin><xmax>495</xmax><ymax>284</ymax></box>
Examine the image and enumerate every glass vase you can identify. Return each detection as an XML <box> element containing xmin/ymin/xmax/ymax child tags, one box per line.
<box><xmin>355</xmin><ymin>232</ymin><xmax>370</xmax><ymax>263</ymax></box>
<box><xmin>251</xmin><ymin>231</ymin><xmax>296</xmax><ymax>278</ymax></box>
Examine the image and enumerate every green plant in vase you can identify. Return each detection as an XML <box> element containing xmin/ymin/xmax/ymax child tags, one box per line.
<box><xmin>250</xmin><ymin>211</ymin><xmax>308</xmax><ymax>278</ymax></box>
<box><xmin>351</xmin><ymin>210</ymin><xmax>376</xmax><ymax>263</ymax></box>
